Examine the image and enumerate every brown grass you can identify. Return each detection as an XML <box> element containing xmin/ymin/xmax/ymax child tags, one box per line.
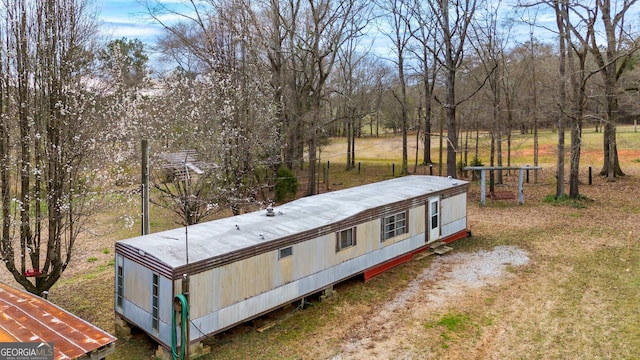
<box><xmin>2</xmin><ymin>128</ymin><xmax>640</xmax><ymax>359</ymax></box>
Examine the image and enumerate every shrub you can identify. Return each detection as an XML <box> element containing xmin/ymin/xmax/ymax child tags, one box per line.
<box><xmin>457</xmin><ymin>155</ymin><xmax>484</xmax><ymax>173</ymax></box>
<box><xmin>470</xmin><ymin>155</ymin><xmax>483</xmax><ymax>167</ymax></box>
<box><xmin>275</xmin><ymin>166</ymin><xmax>298</xmax><ymax>202</ymax></box>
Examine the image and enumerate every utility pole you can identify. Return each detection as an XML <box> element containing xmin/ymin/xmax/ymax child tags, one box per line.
<box><xmin>141</xmin><ymin>139</ymin><xmax>150</xmax><ymax>235</ymax></box>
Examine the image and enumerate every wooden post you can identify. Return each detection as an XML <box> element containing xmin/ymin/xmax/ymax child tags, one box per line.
<box><xmin>141</xmin><ymin>139</ymin><xmax>150</xmax><ymax>235</ymax></box>
<box><xmin>480</xmin><ymin>170</ymin><xmax>486</xmax><ymax>206</ymax></box>
<box><xmin>322</xmin><ymin>164</ymin><xmax>326</xmax><ymax>190</ymax></box>
<box><xmin>518</xmin><ymin>168</ymin><xmax>525</xmax><ymax>204</ymax></box>
<box><xmin>182</xmin><ymin>274</ymin><xmax>190</xmax><ymax>359</ymax></box>
<box><xmin>326</xmin><ymin>162</ymin><xmax>330</xmax><ymax>188</ymax></box>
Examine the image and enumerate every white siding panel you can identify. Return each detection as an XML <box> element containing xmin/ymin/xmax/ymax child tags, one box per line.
<box><xmin>189</xmin><ymin>271</ymin><xmax>216</xmax><ymax>318</ymax></box>
<box><xmin>277</xmin><ymin>255</ymin><xmax>294</xmax><ymax>286</ymax></box>
<box><xmin>158</xmin><ymin>276</ymin><xmax>173</xmax><ymax>324</ymax></box>
<box><xmin>409</xmin><ymin>205</ymin><xmax>426</xmax><ymax>235</ymax></box>
<box><xmin>216</xmin><ymin>281</ymin><xmax>300</xmax><ymax>330</ymax></box>
<box><xmin>294</xmin><ymin>234</ymin><xmax>333</xmax><ymax>279</ymax></box>
<box><xmin>441</xmin><ymin>193</ymin><xmax>466</xmax><ymax>238</ymax></box>
<box><xmin>358</xmin><ymin>220</ymin><xmax>381</xmax><ymax>256</ymax></box>
<box><xmin>124</xmin><ymin>260</ymin><xmax>151</xmax><ymax>312</ymax></box>
<box><xmin>190</xmin><ymin>312</ymin><xmax>217</xmax><ymax>344</ymax></box>
<box><xmin>123</xmin><ymin>293</ymin><xmax>175</xmax><ymax>348</ymax></box>
<box><xmin>213</xmin><ymin>252</ymin><xmax>278</xmax><ymax>310</ymax></box>
<box><xmin>442</xmin><ymin>194</ymin><xmax>466</xmax><ymax>225</ymax></box>
<box><xmin>441</xmin><ymin>217</ymin><xmax>467</xmax><ymax>238</ymax></box>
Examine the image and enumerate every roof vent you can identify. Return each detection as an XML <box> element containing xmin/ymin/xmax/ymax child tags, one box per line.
<box><xmin>266</xmin><ymin>205</ymin><xmax>275</xmax><ymax>217</ymax></box>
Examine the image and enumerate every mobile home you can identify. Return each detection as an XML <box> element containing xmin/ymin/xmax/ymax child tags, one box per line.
<box><xmin>114</xmin><ymin>175</ymin><xmax>469</xmax><ymax>357</ymax></box>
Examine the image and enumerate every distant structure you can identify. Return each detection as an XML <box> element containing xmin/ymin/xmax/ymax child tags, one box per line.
<box><xmin>463</xmin><ymin>165</ymin><xmax>542</xmax><ymax>205</ymax></box>
<box><xmin>0</xmin><ymin>282</ymin><xmax>116</xmax><ymax>359</ymax></box>
<box><xmin>114</xmin><ymin>175</ymin><xmax>470</xmax><ymax>358</ymax></box>
<box><xmin>157</xmin><ymin>150</ymin><xmax>206</xmax><ymax>182</ymax></box>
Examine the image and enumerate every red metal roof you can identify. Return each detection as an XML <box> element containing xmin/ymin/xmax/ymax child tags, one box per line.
<box><xmin>0</xmin><ymin>282</ymin><xmax>116</xmax><ymax>360</ymax></box>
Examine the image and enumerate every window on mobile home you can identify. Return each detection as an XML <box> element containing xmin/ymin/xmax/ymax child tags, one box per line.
<box><xmin>116</xmin><ymin>265</ymin><xmax>124</xmax><ymax>308</ymax></box>
<box><xmin>152</xmin><ymin>274</ymin><xmax>159</xmax><ymax>331</ymax></box>
<box><xmin>382</xmin><ymin>211</ymin><xmax>408</xmax><ymax>241</ymax></box>
<box><xmin>279</xmin><ymin>246</ymin><xmax>293</xmax><ymax>259</ymax></box>
<box><xmin>431</xmin><ymin>200</ymin><xmax>439</xmax><ymax>230</ymax></box>
<box><xmin>336</xmin><ymin>228</ymin><xmax>356</xmax><ymax>251</ymax></box>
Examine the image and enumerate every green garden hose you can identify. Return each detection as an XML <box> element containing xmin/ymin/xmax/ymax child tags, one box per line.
<box><xmin>171</xmin><ymin>294</ymin><xmax>189</xmax><ymax>360</ymax></box>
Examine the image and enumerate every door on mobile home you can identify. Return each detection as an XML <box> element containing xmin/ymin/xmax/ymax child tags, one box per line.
<box><xmin>427</xmin><ymin>197</ymin><xmax>440</xmax><ymax>243</ymax></box>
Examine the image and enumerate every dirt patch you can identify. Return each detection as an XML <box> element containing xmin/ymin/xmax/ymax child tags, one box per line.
<box><xmin>327</xmin><ymin>246</ymin><xmax>529</xmax><ymax>359</ymax></box>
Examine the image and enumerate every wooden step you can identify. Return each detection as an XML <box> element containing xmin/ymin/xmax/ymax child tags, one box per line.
<box><xmin>414</xmin><ymin>251</ymin><xmax>434</xmax><ymax>260</ymax></box>
<box><xmin>432</xmin><ymin>245</ymin><xmax>453</xmax><ymax>255</ymax></box>
<box><xmin>429</xmin><ymin>241</ymin><xmax>447</xmax><ymax>249</ymax></box>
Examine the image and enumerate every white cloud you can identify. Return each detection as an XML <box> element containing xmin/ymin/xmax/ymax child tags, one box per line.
<box><xmin>154</xmin><ymin>12</ymin><xmax>191</xmax><ymax>24</ymax></box>
<box><xmin>102</xmin><ymin>25</ymin><xmax>164</xmax><ymax>38</ymax></box>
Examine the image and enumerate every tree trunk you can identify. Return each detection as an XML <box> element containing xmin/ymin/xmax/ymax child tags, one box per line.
<box><xmin>490</xmin><ymin>133</ymin><xmax>495</xmax><ymax>194</ymax></box>
<box><xmin>600</xmin><ymin>123</ymin><xmax>623</xmax><ymax>179</ymax></box>
<box><xmin>306</xmin><ymin>102</ymin><xmax>319</xmax><ymax>195</ymax></box>
<box><xmin>0</xmin><ymin>57</ymin><xmax>11</xmax><ymax>267</ymax></box>
<box><xmin>569</xmin><ymin>122</ymin><xmax>581</xmax><ymax>198</ymax></box>
<box><xmin>554</xmin><ymin>0</ymin><xmax>568</xmax><ymax>198</ymax></box>
<box><xmin>350</xmin><ymin>110</ymin><xmax>356</xmax><ymax>169</ymax></box>
<box><xmin>346</xmin><ymin>106</ymin><xmax>353</xmax><ymax>170</ymax></box>
<box><xmin>446</xmin><ymin>68</ymin><xmax>457</xmax><ymax>178</ymax></box>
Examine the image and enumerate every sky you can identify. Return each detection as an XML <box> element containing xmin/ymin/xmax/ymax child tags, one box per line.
<box><xmin>96</xmin><ymin>1</ymin><xmax>196</xmax><ymax>70</ymax></box>
<box><xmin>96</xmin><ymin>0</ymin><xmax>560</xmax><ymax>55</ymax></box>
<box><xmin>97</xmin><ymin>0</ymin><xmax>167</xmax><ymax>46</ymax></box>
<box><xmin>95</xmin><ymin>0</ymin><xmax>640</xmax><ymax>73</ymax></box>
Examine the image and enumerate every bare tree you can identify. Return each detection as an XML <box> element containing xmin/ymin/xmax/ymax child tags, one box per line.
<box><xmin>408</xmin><ymin>0</ymin><xmax>439</xmax><ymax>166</ymax></box>
<box><xmin>429</xmin><ymin>0</ymin><xmax>479</xmax><ymax>178</ymax></box>
<box><xmin>376</xmin><ymin>0</ymin><xmax>414</xmax><ymax>175</ymax></box>
<box><xmin>527</xmin><ymin>17</ymin><xmax>541</xmax><ymax>183</ymax></box>
<box><xmin>259</xmin><ymin>0</ymin><xmax>310</xmax><ymax>171</ymax></box>
<box><xmin>589</xmin><ymin>0</ymin><xmax>638</xmax><ymax>180</ymax></box>
<box><xmin>261</xmin><ymin>0</ymin><xmax>294</xmax><ymax>170</ymax></box>
<box><xmin>470</xmin><ymin>0</ymin><xmax>507</xmax><ymax>190</ymax></box>
<box><xmin>298</xmin><ymin>0</ymin><xmax>364</xmax><ymax>194</ymax></box>
<box><xmin>561</xmin><ymin>4</ymin><xmax>596</xmax><ymax>198</ymax></box>
<box><xmin>549</xmin><ymin>0</ymin><xmax>569</xmax><ymax>198</ymax></box>
<box><xmin>333</xmin><ymin>47</ymin><xmax>376</xmax><ymax>170</ymax></box>
<box><xmin>525</xmin><ymin>0</ymin><xmax>639</xmax><ymax>190</ymax></box>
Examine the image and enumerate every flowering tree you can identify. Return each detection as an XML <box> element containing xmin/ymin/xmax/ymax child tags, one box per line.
<box><xmin>145</xmin><ymin>0</ymin><xmax>281</xmax><ymax>219</ymax></box>
<box><xmin>148</xmin><ymin>69</ymin><xmax>279</xmax><ymax>222</ymax></box>
<box><xmin>0</xmin><ymin>0</ymin><xmax>104</xmax><ymax>295</ymax></box>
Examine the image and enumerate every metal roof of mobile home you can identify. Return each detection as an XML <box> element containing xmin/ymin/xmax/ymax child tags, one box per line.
<box><xmin>117</xmin><ymin>175</ymin><xmax>466</xmax><ymax>270</ymax></box>
<box><xmin>0</xmin><ymin>282</ymin><xmax>116</xmax><ymax>359</ymax></box>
